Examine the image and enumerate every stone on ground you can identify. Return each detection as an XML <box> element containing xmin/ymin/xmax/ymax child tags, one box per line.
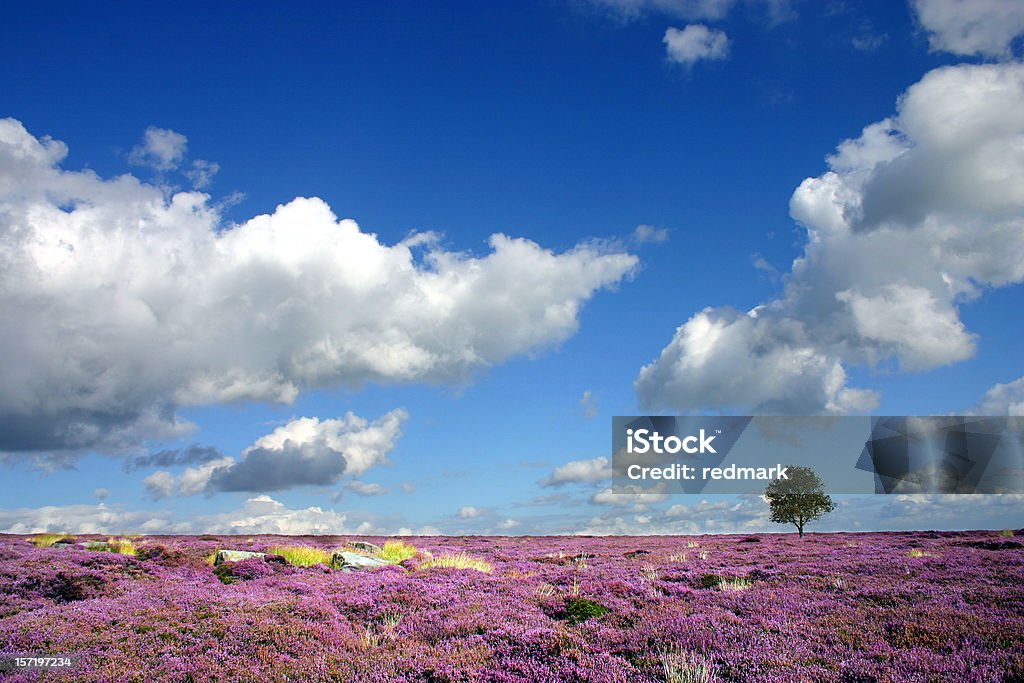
<box><xmin>214</xmin><ymin>549</ymin><xmax>266</xmax><ymax>566</ymax></box>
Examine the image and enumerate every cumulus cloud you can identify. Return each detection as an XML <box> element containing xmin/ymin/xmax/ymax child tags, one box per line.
<box><xmin>0</xmin><ymin>495</ymin><xmax>355</xmax><ymax>535</ymax></box>
<box><xmin>0</xmin><ymin>503</ymin><xmax>183</xmax><ymax>535</ymax></box>
<box><xmin>92</xmin><ymin>488</ymin><xmax>109</xmax><ymax>500</ymax></box>
<box><xmin>967</xmin><ymin>377</ymin><xmax>1024</xmax><ymax>416</ymax></box>
<box><xmin>0</xmin><ymin>119</ymin><xmax>637</xmax><ymax>463</ymax></box>
<box><xmin>590</xmin><ymin>487</ymin><xmax>668</xmax><ymax>506</ymax></box>
<box><xmin>567</xmin><ymin>493</ymin><xmax>1024</xmax><ymax>535</ymax></box>
<box><xmin>129</xmin><ymin>126</ymin><xmax>187</xmax><ymax>171</ymax></box>
<box><xmin>143</xmin><ymin>409</ymin><xmax>406</xmax><ymax>497</ymax></box>
<box><xmin>143</xmin><ymin>456</ymin><xmax>235</xmax><ymax>499</ymax></box>
<box><xmin>542</xmin><ymin>456</ymin><xmax>613</xmax><ymax>486</ymax></box>
<box><xmin>637</xmin><ymin>62</ymin><xmax>1024</xmax><ymax>414</ymax></box>
<box><xmin>457</xmin><ymin>506</ymin><xmax>481</xmax><ymax>519</ymax></box>
<box><xmin>663</xmin><ymin>25</ymin><xmax>730</xmax><ymax>65</ymax></box>
<box><xmin>202</xmin><ymin>494</ymin><xmax>351</xmax><ymax>535</ymax></box>
<box><xmin>497</xmin><ymin>518</ymin><xmax>520</xmax><ymax>529</ymax></box>
<box><xmin>912</xmin><ymin>0</ymin><xmax>1024</xmax><ymax>58</ymax></box>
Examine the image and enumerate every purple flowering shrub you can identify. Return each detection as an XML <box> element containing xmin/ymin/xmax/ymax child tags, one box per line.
<box><xmin>0</xmin><ymin>531</ymin><xmax>1021</xmax><ymax>681</ymax></box>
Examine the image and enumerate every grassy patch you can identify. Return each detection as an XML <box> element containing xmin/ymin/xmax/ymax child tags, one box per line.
<box><xmin>375</xmin><ymin>540</ymin><xmax>417</xmax><ymax>563</ymax></box>
<box><xmin>106</xmin><ymin>538</ymin><xmax>138</xmax><ymax>555</ymax></box>
<box><xmin>659</xmin><ymin>647</ymin><xmax>719</xmax><ymax>683</ymax></box>
<box><xmin>698</xmin><ymin>574</ymin><xmax>752</xmax><ymax>591</ymax></box>
<box><xmin>716</xmin><ymin>577</ymin><xmax>752</xmax><ymax>592</ymax></box>
<box><xmin>269</xmin><ymin>545</ymin><xmax>333</xmax><ymax>567</ymax></box>
<box><xmin>212</xmin><ymin>564</ymin><xmax>237</xmax><ymax>585</ymax></box>
<box><xmin>418</xmin><ymin>552</ymin><xmax>493</xmax><ymax>573</ymax></box>
<box><xmin>29</xmin><ymin>534</ymin><xmax>71</xmax><ymax>548</ymax></box>
<box><xmin>563</xmin><ymin>597</ymin><xmax>609</xmax><ymax>624</ymax></box>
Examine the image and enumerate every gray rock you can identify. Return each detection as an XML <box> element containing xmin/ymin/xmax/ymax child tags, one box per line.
<box><xmin>350</xmin><ymin>541</ymin><xmax>382</xmax><ymax>554</ymax></box>
<box><xmin>53</xmin><ymin>540</ymin><xmax>111</xmax><ymax>551</ymax></box>
<box><xmin>81</xmin><ymin>541</ymin><xmax>112</xmax><ymax>551</ymax></box>
<box><xmin>331</xmin><ymin>550</ymin><xmax>391</xmax><ymax>571</ymax></box>
<box><xmin>214</xmin><ymin>549</ymin><xmax>266</xmax><ymax>566</ymax></box>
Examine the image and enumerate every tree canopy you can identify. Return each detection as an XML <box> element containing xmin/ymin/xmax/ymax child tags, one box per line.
<box><xmin>764</xmin><ymin>466</ymin><xmax>835</xmax><ymax>539</ymax></box>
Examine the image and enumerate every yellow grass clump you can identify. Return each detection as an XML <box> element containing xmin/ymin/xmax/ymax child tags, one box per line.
<box><xmin>716</xmin><ymin>577</ymin><xmax>752</xmax><ymax>592</ymax></box>
<box><xmin>105</xmin><ymin>538</ymin><xmax>138</xmax><ymax>555</ymax></box>
<box><xmin>269</xmin><ymin>545</ymin><xmax>334</xmax><ymax>567</ymax></box>
<box><xmin>375</xmin><ymin>540</ymin><xmax>418</xmax><ymax>563</ymax></box>
<box><xmin>418</xmin><ymin>552</ymin><xmax>493</xmax><ymax>573</ymax></box>
<box><xmin>29</xmin><ymin>534</ymin><xmax>70</xmax><ymax>548</ymax></box>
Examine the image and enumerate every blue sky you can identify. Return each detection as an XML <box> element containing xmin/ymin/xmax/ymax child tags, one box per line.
<box><xmin>1</xmin><ymin>0</ymin><xmax>1023</xmax><ymax>536</ymax></box>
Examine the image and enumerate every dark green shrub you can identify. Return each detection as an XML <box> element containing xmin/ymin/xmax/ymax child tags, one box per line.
<box><xmin>212</xmin><ymin>564</ymin><xmax>237</xmax><ymax>585</ymax></box>
<box><xmin>698</xmin><ymin>574</ymin><xmax>721</xmax><ymax>589</ymax></box>
<box><xmin>563</xmin><ymin>597</ymin><xmax>609</xmax><ymax>624</ymax></box>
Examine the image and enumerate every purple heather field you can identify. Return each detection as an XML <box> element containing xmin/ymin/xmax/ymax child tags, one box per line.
<box><xmin>1</xmin><ymin>531</ymin><xmax>1022</xmax><ymax>682</ymax></box>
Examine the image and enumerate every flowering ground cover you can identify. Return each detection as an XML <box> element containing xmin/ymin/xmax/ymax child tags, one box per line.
<box><xmin>0</xmin><ymin>531</ymin><xmax>1021</xmax><ymax>682</ymax></box>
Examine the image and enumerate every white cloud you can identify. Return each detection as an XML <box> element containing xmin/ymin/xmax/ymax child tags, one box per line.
<box><xmin>128</xmin><ymin>126</ymin><xmax>187</xmax><ymax>171</ymax></box>
<box><xmin>637</xmin><ymin>62</ymin><xmax>1024</xmax><ymax>414</ymax></box>
<box><xmin>0</xmin><ymin>503</ymin><xmax>183</xmax><ymax>535</ymax></box>
<box><xmin>186</xmin><ymin>159</ymin><xmax>219</xmax><ymax>189</ymax></box>
<box><xmin>579</xmin><ymin>390</ymin><xmax>599</xmax><ymax>418</ymax></box>
<box><xmin>912</xmin><ymin>0</ymin><xmax>1024</xmax><ymax>58</ymax></box>
<box><xmin>590</xmin><ymin>0</ymin><xmax>736</xmax><ymax>21</ymax></box>
<box><xmin>345</xmin><ymin>480</ymin><xmax>388</xmax><ymax>496</ymax></box>
<box><xmin>143</xmin><ymin>409</ymin><xmax>405</xmax><ymax>497</ymax></box>
<box><xmin>663</xmin><ymin>25</ymin><xmax>730</xmax><ymax>66</ymax></box>
<box><xmin>201</xmin><ymin>494</ymin><xmax>350</xmax><ymax>535</ymax></box>
<box><xmin>92</xmin><ymin>488</ymin><xmax>109</xmax><ymax>500</ymax></box>
<box><xmin>0</xmin><ymin>119</ymin><xmax>637</xmax><ymax>462</ymax></box>
<box><xmin>144</xmin><ymin>456</ymin><xmax>233</xmax><ymax>499</ymax></box>
<box><xmin>397</xmin><ymin>525</ymin><xmax>441</xmax><ymax>536</ymax></box>
<box><xmin>590</xmin><ymin>487</ymin><xmax>668</xmax><ymax>506</ymax></box>
<box><xmin>142</xmin><ymin>471</ymin><xmax>176</xmax><ymax>500</ymax></box>
<box><xmin>3</xmin><ymin>492</ymin><xmax>1020</xmax><ymax>537</ymax></box>
<box><xmin>457</xmin><ymin>506</ymin><xmax>481</xmax><ymax>519</ymax></box>
<box><xmin>542</xmin><ymin>456</ymin><xmax>613</xmax><ymax>486</ymax></box>
<box><xmin>967</xmin><ymin>376</ymin><xmax>1024</xmax><ymax>416</ymax></box>
<box><xmin>633</xmin><ymin>224</ymin><xmax>670</xmax><ymax>244</ymax></box>
<box><xmin>851</xmin><ymin>32</ymin><xmax>888</xmax><ymax>52</ymax></box>
<box><xmin>400</xmin><ymin>482</ymin><xmax>416</xmax><ymax>493</ymax></box>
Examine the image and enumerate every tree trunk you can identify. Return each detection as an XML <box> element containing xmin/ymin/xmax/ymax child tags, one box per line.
<box><xmin>797</xmin><ymin>522</ymin><xmax>804</xmax><ymax>539</ymax></box>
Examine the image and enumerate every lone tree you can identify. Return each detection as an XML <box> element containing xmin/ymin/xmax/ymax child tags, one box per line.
<box><xmin>764</xmin><ymin>466</ymin><xmax>835</xmax><ymax>539</ymax></box>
